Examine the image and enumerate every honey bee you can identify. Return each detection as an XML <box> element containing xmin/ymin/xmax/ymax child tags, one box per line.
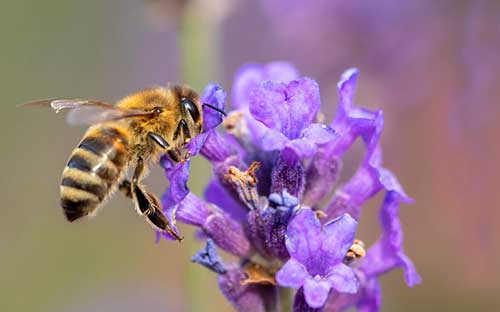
<box><xmin>22</xmin><ymin>86</ymin><xmax>225</xmax><ymax>240</ymax></box>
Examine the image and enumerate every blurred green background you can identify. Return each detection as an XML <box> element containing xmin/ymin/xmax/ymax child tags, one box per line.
<box><xmin>1</xmin><ymin>1</ymin><xmax>499</xmax><ymax>311</ymax></box>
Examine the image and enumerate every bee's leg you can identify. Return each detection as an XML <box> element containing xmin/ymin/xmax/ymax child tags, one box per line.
<box><xmin>119</xmin><ymin>159</ymin><xmax>182</xmax><ymax>241</ymax></box>
<box><xmin>147</xmin><ymin>132</ymin><xmax>169</xmax><ymax>149</ymax></box>
<box><xmin>178</xmin><ymin>119</ymin><xmax>191</xmax><ymax>143</ymax></box>
<box><xmin>167</xmin><ymin>150</ymin><xmax>182</xmax><ymax>163</ymax></box>
<box><xmin>148</xmin><ymin>131</ymin><xmax>183</xmax><ymax>162</ymax></box>
<box><xmin>168</xmin><ymin>120</ymin><xmax>192</xmax><ymax>163</ymax></box>
<box><xmin>118</xmin><ymin>180</ymin><xmax>132</xmax><ymax>198</ymax></box>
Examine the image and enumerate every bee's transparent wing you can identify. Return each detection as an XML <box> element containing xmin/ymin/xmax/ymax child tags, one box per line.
<box><xmin>20</xmin><ymin>98</ymin><xmax>154</xmax><ymax>125</ymax></box>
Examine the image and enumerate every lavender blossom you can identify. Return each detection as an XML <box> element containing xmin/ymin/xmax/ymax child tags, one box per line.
<box><xmin>276</xmin><ymin>210</ymin><xmax>359</xmax><ymax>308</ymax></box>
<box><xmin>160</xmin><ymin>62</ymin><xmax>420</xmax><ymax>311</ymax></box>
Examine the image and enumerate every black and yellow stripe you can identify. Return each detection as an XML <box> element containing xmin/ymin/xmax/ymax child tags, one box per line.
<box><xmin>60</xmin><ymin>126</ymin><xmax>129</xmax><ymax>222</ymax></box>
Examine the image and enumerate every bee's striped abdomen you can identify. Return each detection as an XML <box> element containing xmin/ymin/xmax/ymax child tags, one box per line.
<box><xmin>60</xmin><ymin>126</ymin><xmax>129</xmax><ymax>222</ymax></box>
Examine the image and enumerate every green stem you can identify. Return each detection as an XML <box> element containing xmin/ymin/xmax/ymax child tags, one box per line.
<box><xmin>178</xmin><ymin>3</ymin><xmax>222</xmax><ymax>311</ymax></box>
<box><xmin>179</xmin><ymin>3</ymin><xmax>221</xmax><ymax>89</ymax></box>
<box><xmin>279</xmin><ymin>287</ymin><xmax>293</xmax><ymax>311</ymax></box>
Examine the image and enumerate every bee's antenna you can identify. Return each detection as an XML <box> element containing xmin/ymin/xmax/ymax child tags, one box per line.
<box><xmin>203</xmin><ymin>103</ymin><xmax>227</xmax><ymax>117</ymax></box>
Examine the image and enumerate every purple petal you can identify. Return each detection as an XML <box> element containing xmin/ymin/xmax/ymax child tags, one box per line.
<box><xmin>276</xmin><ymin>258</ymin><xmax>309</xmax><ymax>289</ymax></box>
<box><xmin>357</xmin><ymin>279</ymin><xmax>382</xmax><ymax>312</ymax></box>
<box><xmin>232</xmin><ymin>61</ymin><xmax>299</xmax><ymax>110</ymax></box>
<box><xmin>337</xmin><ymin>164</ymin><xmax>382</xmax><ymax>207</ymax></box>
<box><xmin>200</xmin><ymin>83</ymin><xmax>226</xmax><ymax>131</ymax></box>
<box><xmin>327</xmin><ymin>108</ymin><xmax>381</xmax><ymax>158</ymax></box>
<box><xmin>324</xmin><ymin>112</ymin><xmax>405</xmax><ymax>219</ymax></box>
<box><xmin>218</xmin><ymin>268</ymin><xmax>279</xmax><ymax>312</ymax></box>
<box><xmin>204</xmin><ymin>179</ymin><xmax>247</xmax><ymax>221</ymax></box>
<box><xmin>171</xmin><ymin>193</ymin><xmax>251</xmax><ymax>257</ymax></box>
<box><xmin>378</xmin><ymin>167</ymin><xmax>413</xmax><ymax>204</ymax></box>
<box><xmin>231</xmin><ymin>62</ymin><xmax>299</xmax><ymax>146</ymax></box>
<box><xmin>293</xmin><ymin>288</ymin><xmax>322</xmax><ymax>312</ymax></box>
<box><xmin>204</xmin><ymin>212</ymin><xmax>251</xmax><ymax>258</ymax></box>
<box><xmin>249</xmin><ymin>78</ymin><xmax>321</xmax><ymax>139</ymax></box>
<box><xmin>303</xmin><ymin>277</ymin><xmax>331</xmax><ymax>308</ymax></box>
<box><xmin>260</xmin><ymin>124</ymin><xmax>337</xmax><ymax>159</ymax></box>
<box><xmin>335</xmin><ymin>68</ymin><xmax>359</xmax><ymax>121</ymax></box>
<box><xmin>259</xmin><ymin>129</ymin><xmax>288</xmax><ymax>152</ymax></box>
<box><xmin>192</xmin><ymin>239</ymin><xmax>227</xmax><ymax>274</ymax></box>
<box><xmin>249</xmin><ymin>80</ymin><xmax>288</xmax><ymax>131</ymax></box>
<box><xmin>200</xmin><ymin>130</ymin><xmax>234</xmax><ymax>162</ymax></box>
<box><xmin>287</xmin><ymin>123</ymin><xmax>336</xmax><ymax>158</ymax></box>
<box><xmin>322</xmin><ymin>213</ymin><xmax>358</xmax><ymax>263</ymax></box>
<box><xmin>303</xmin><ymin>149</ymin><xmax>342</xmax><ymax>206</ymax></box>
<box><xmin>161</xmin><ymin>157</ymin><xmax>191</xmax><ymax>212</ymax></box>
<box><xmin>360</xmin><ymin>192</ymin><xmax>421</xmax><ymax>287</ymax></box>
<box><xmin>174</xmin><ymin>192</ymin><xmax>212</xmax><ymax>226</ymax></box>
<box><xmin>327</xmin><ymin>263</ymin><xmax>359</xmax><ymax>294</ymax></box>
<box><xmin>326</xmin><ymin>68</ymin><xmax>381</xmax><ymax>158</ymax></box>
<box><xmin>283</xmin><ymin>78</ymin><xmax>321</xmax><ymax>138</ymax></box>
<box><xmin>285</xmin><ymin>208</ymin><xmax>322</xmax><ymax>264</ymax></box>
<box><xmin>324</xmin><ymin>276</ymin><xmax>381</xmax><ymax>312</ymax></box>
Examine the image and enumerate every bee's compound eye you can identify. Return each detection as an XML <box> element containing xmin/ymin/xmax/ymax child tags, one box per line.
<box><xmin>153</xmin><ymin>107</ymin><xmax>163</xmax><ymax>115</ymax></box>
<box><xmin>181</xmin><ymin>97</ymin><xmax>200</xmax><ymax>122</ymax></box>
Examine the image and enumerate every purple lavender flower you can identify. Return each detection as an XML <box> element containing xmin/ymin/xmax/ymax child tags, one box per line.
<box><xmin>160</xmin><ymin>62</ymin><xmax>420</xmax><ymax>311</ymax></box>
<box><xmin>276</xmin><ymin>210</ymin><xmax>359</xmax><ymax>308</ymax></box>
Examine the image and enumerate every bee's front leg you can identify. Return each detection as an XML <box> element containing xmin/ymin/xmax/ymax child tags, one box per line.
<box><xmin>147</xmin><ymin>132</ymin><xmax>169</xmax><ymax>149</ymax></box>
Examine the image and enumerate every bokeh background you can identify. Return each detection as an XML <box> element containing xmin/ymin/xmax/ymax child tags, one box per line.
<box><xmin>1</xmin><ymin>0</ymin><xmax>499</xmax><ymax>311</ymax></box>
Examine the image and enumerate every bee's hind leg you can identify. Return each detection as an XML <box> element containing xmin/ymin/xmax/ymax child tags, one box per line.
<box><xmin>118</xmin><ymin>158</ymin><xmax>183</xmax><ymax>241</ymax></box>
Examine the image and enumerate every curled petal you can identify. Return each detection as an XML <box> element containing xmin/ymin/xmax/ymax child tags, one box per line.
<box><xmin>335</xmin><ymin>67</ymin><xmax>359</xmax><ymax>121</ymax></box>
<box><xmin>378</xmin><ymin>167</ymin><xmax>413</xmax><ymax>204</ymax></box>
<box><xmin>192</xmin><ymin>239</ymin><xmax>227</xmax><ymax>274</ymax></box>
<box><xmin>201</xmin><ymin>83</ymin><xmax>226</xmax><ymax>131</ymax></box>
<box><xmin>360</xmin><ymin>191</ymin><xmax>421</xmax><ymax>287</ymax></box>
<box><xmin>327</xmin><ymin>108</ymin><xmax>381</xmax><ymax>158</ymax></box>
<box><xmin>276</xmin><ymin>258</ymin><xmax>309</xmax><ymax>289</ymax></box>
<box><xmin>322</xmin><ymin>213</ymin><xmax>358</xmax><ymax>263</ymax></box>
<box><xmin>161</xmin><ymin>158</ymin><xmax>191</xmax><ymax>215</ymax></box>
<box><xmin>327</xmin><ymin>263</ymin><xmax>359</xmax><ymax>294</ymax></box>
<box><xmin>324</xmin><ymin>112</ymin><xmax>413</xmax><ymax>220</ymax></box>
<box><xmin>303</xmin><ymin>277</ymin><xmax>331</xmax><ymax>309</ymax></box>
